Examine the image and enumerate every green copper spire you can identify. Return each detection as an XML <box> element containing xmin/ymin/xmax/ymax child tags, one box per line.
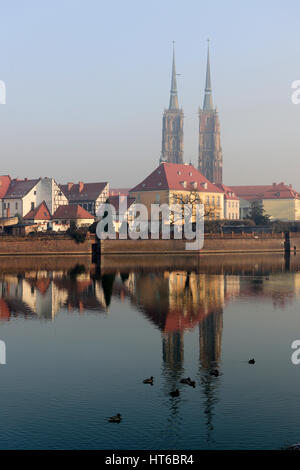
<box><xmin>169</xmin><ymin>42</ymin><xmax>179</xmax><ymax>110</ymax></box>
<box><xmin>203</xmin><ymin>40</ymin><xmax>214</xmax><ymax>111</ymax></box>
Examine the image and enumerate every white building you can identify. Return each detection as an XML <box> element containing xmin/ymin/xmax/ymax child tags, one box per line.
<box><xmin>1</xmin><ymin>177</ymin><xmax>68</xmax><ymax>218</ymax></box>
<box><xmin>216</xmin><ymin>184</ymin><xmax>240</xmax><ymax>220</ymax></box>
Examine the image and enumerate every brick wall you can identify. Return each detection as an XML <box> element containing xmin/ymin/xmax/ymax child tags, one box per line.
<box><xmin>100</xmin><ymin>233</ymin><xmax>300</xmax><ymax>254</ymax></box>
<box><xmin>0</xmin><ymin>235</ymin><xmax>92</xmax><ymax>255</ymax></box>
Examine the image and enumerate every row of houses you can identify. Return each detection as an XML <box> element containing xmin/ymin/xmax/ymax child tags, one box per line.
<box><xmin>1</xmin><ymin>163</ymin><xmax>300</xmax><ymax>234</ymax></box>
<box><xmin>0</xmin><ymin>176</ymin><xmax>109</xmax><ymax>233</ymax></box>
<box><xmin>127</xmin><ymin>163</ymin><xmax>300</xmax><ymax>223</ymax></box>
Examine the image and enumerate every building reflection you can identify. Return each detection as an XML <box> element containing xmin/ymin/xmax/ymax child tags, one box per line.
<box><xmin>0</xmin><ymin>266</ymin><xmax>110</xmax><ymax>320</ymax></box>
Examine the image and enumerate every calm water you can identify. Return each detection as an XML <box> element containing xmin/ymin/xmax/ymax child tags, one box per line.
<box><xmin>1</xmin><ymin>254</ymin><xmax>300</xmax><ymax>449</ymax></box>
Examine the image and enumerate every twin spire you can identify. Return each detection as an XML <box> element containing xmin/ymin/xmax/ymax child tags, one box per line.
<box><xmin>168</xmin><ymin>41</ymin><xmax>214</xmax><ymax>111</ymax></box>
<box><xmin>169</xmin><ymin>42</ymin><xmax>179</xmax><ymax>110</ymax></box>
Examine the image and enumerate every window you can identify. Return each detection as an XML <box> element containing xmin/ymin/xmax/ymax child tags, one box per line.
<box><xmin>212</xmin><ymin>196</ymin><xmax>215</xmax><ymax>205</ymax></box>
<box><xmin>136</xmin><ymin>193</ymin><xmax>141</xmax><ymax>202</ymax></box>
<box><xmin>155</xmin><ymin>194</ymin><xmax>160</xmax><ymax>203</ymax></box>
<box><xmin>15</xmin><ymin>202</ymin><xmax>18</xmax><ymax>210</ymax></box>
<box><xmin>31</xmin><ymin>202</ymin><xmax>34</xmax><ymax>210</ymax></box>
<box><xmin>217</xmin><ymin>196</ymin><xmax>220</xmax><ymax>206</ymax></box>
<box><xmin>206</xmin><ymin>196</ymin><xmax>209</xmax><ymax>204</ymax></box>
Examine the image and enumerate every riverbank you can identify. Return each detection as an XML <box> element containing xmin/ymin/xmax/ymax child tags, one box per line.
<box><xmin>0</xmin><ymin>232</ymin><xmax>299</xmax><ymax>256</ymax></box>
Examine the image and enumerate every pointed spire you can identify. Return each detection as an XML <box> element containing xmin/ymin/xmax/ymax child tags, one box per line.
<box><xmin>203</xmin><ymin>39</ymin><xmax>214</xmax><ymax>111</ymax></box>
<box><xmin>169</xmin><ymin>42</ymin><xmax>179</xmax><ymax>110</ymax></box>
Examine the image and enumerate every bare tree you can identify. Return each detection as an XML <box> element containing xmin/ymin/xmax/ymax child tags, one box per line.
<box><xmin>170</xmin><ymin>191</ymin><xmax>217</xmax><ymax>226</ymax></box>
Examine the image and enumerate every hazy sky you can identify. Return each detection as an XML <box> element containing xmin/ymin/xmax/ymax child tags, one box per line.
<box><xmin>0</xmin><ymin>0</ymin><xmax>300</xmax><ymax>189</ymax></box>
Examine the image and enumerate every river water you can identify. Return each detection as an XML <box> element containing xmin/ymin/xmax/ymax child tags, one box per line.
<box><xmin>0</xmin><ymin>254</ymin><xmax>300</xmax><ymax>449</ymax></box>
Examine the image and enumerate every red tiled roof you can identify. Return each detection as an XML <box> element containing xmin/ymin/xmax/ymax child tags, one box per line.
<box><xmin>52</xmin><ymin>204</ymin><xmax>94</xmax><ymax>219</ymax></box>
<box><xmin>0</xmin><ymin>175</ymin><xmax>11</xmax><ymax>198</ymax></box>
<box><xmin>130</xmin><ymin>163</ymin><xmax>223</xmax><ymax>193</ymax></box>
<box><xmin>60</xmin><ymin>182</ymin><xmax>108</xmax><ymax>202</ymax></box>
<box><xmin>4</xmin><ymin>178</ymin><xmax>40</xmax><ymax>199</ymax></box>
<box><xmin>231</xmin><ymin>183</ymin><xmax>300</xmax><ymax>201</ymax></box>
<box><xmin>24</xmin><ymin>201</ymin><xmax>51</xmax><ymax>221</ymax></box>
<box><xmin>216</xmin><ymin>184</ymin><xmax>239</xmax><ymax>200</ymax></box>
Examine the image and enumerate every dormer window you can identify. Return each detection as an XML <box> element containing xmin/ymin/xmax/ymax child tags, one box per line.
<box><xmin>191</xmin><ymin>181</ymin><xmax>198</xmax><ymax>189</ymax></box>
<box><xmin>158</xmin><ymin>182</ymin><xmax>162</xmax><ymax>187</ymax></box>
<box><xmin>189</xmin><ymin>172</ymin><xmax>193</xmax><ymax>176</ymax></box>
<box><xmin>180</xmin><ymin>181</ymin><xmax>187</xmax><ymax>188</ymax></box>
<box><xmin>201</xmin><ymin>182</ymin><xmax>208</xmax><ymax>189</ymax></box>
<box><xmin>177</xmin><ymin>171</ymin><xmax>182</xmax><ymax>176</ymax></box>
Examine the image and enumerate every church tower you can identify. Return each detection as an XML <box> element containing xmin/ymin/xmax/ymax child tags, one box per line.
<box><xmin>198</xmin><ymin>42</ymin><xmax>223</xmax><ymax>184</ymax></box>
<box><xmin>160</xmin><ymin>44</ymin><xmax>184</xmax><ymax>164</ymax></box>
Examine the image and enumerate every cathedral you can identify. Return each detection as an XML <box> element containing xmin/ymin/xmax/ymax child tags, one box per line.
<box><xmin>160</xmin><ymin>43</ymin><xmax>223</xmax><ymax>185</ymax></box>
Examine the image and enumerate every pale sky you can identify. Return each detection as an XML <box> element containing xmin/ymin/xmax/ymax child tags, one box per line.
<box><xmin>0</xmin><ymin>0</ymin><xmax>300</xmax><ymax>190</ymax></box>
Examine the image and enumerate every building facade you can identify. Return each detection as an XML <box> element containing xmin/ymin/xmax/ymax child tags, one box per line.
<box><xmin>198</xmin><ymin>43</ymin><xmax>223</xmax><ymax>185</ymax></box>
<box><xmin>60</xmin><ymin>181</ymin><xmax>109</xmax><ymax>217</ymax></box>
<box><xmin>1</xmin><ymin>177</ymin><xmax>68</xmax><ymax>218</ymax></box>
<box><xmin>216</xmin><ymin>184</ymin><xmax>240</xmax><ymax>219</ymax></box>
<box><xmin>129</xmin><ymin>162</ymin><xmax>224</xmax><ymax>221</ymax></box>
<box><xmin>160</xmin><ymin>46</ymin><xmax>184</xmax><ymax>164</ymax></box>
<box><xmin>231</xmin><ymin>183</ymin><xmax>300</xmax><ymax>221</ymax></box>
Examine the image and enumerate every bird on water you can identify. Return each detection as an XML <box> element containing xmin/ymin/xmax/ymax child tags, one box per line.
<box><xmin>108</xmin><ymin>413</ymin><xmax>122</xmax><ymax>423</ymax></box>
<box><xmin>143</xmin><ymin>376</ymin><xmax>154</xmax><ymax>385</ymax></box>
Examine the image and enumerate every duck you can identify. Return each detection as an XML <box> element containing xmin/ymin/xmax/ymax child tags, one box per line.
<box><xmin>108</xmin><ymin>413</ymin><xmax>122</xmax><ymax>423</ymax></box>
<box><xmin>170</xmin><ymin>389</ymin><xmax>180</xmax><ymax>397</ymax></box>
<box><xmin>248</xmin><ymin>358</ymin><xmax>255</xmax><ymax>364</ymax></box>
<box><xmin>180</xmin><ymin>377</ymin><xmax>191</xmax><ymax>384</ymax></box>
<box><xmin>180</xmin><ymin>377</ymin><xmax>195</xmax><ymax>387</ymax></box>
<box><xmin>210</xmin><ymin>369</ymin><xmax>219</xmax><ymax>377</ymax></box>
<box><xmin>143</xmin><ymin>376</ymin><xmax>154</xmax><ymax>385</ymax></box>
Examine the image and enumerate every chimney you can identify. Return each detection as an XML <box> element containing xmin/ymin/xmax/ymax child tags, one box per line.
<box><xmin>79</xmin><ymin>181</ymin><xmax>84</xmax><ymax>193</ymax></box>
<box><xmin>67</xmin><ymin>182</ymin><xmax>74</xmax><ymax>191</ymax></box>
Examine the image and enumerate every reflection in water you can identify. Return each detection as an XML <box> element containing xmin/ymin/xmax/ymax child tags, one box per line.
<box><xmin>2</xmin><ymin>257</ymin><xmax>300</xmax><ymax>444</ymax></box>
<box><xmin>1</xmin><ymin>255</ymin><xmax>300</xmax><ymax>448</ymax></box>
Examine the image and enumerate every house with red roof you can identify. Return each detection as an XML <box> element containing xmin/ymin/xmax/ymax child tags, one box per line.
<box><xmin>1</xmin><ymin>177</ymin><xmax>68</xmax><ymax>218</ymax></box>
<box><xmin>60</xmin><ymin>181</ymin><xmax>109</xmax><ymax>216</ymax></box>
<box><xmin>216</xmin><ymin>184</ymin><xmax>239</xmax><ymax>220</ymax></box>
<box><xmin>51</xmin><ymin>204</ymin><xmax>95</xmax><ymax>231</ymax></box>
<box><xmin>231</xmin><ymin>182</ymin><xmax>300</xmax><ymax>221</ymax></box>
<box><xmin>129</xmin><ymin>162</ymin><xmax>224</xmax><ymax>220</ymax></box>
<box><xmin>23</xmin><ymin>201</ymin><xmax>51</xmax><ymax>231</ymax></box>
